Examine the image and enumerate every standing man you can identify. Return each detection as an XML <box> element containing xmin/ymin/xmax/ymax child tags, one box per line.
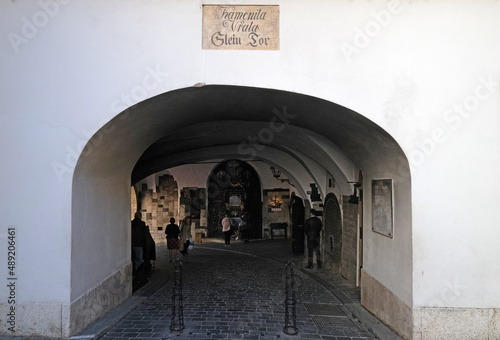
<box><xmin>131</xmin><ymin>212</ymin><xmax>148</xmax><ymax>271</ymax></box>
<box><xmin>304</xmin><ymin>209</ymin><xmax>322</xmax><ymax>269</ymax></box>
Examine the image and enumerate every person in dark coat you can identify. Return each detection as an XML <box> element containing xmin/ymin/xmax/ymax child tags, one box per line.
<box><xmin>165</xmin><ymin>217</ymin><xmax>180</xmax><ymax>261</ymax></box>
<box><xmin>131</xmin><ymin>212</ymin><xmax>148</xmax><ymax>271</ymax></box>
<box><xmin>304</xmin><ymin>209</ymin><xmax>322</xmax><ymax>269</ymax></box>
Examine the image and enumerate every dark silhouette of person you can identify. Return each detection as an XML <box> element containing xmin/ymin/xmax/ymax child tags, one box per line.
<box><xmin>131</xmin><ymin>212</ymin><xmax>148</xmax><ymax>271</ymax></box>
<box><xmin>165</xmin><ymin>217</ymin><xmax>180</xmax><ymax>261</ymax></box>
<box><xmin>304</xmin><ymin>209</ymin><xmax>322</xmax><ymax>269</ymax></box>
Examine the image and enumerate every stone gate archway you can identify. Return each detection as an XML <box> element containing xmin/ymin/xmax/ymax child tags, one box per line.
<box><xmin>71</xmin><ymin>84</ymin><xmax>412</xmax><ymax>337</ymax></box>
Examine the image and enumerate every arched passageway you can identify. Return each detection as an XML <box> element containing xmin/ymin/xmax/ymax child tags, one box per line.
<box><xmin>71</xmin><ymin>85</ymin><xmax>411</xmax><ymax>335</ymax></box>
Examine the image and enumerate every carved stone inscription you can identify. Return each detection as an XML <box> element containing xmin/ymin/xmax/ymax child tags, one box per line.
<box><xmin>372</xmin><ymin>179</ymin><xmax>393</xmax><ymax>238</ymax></box>
<box><xmin>202</xmin><ymin>5</ymin><xmax>280</xmax><ymax>50</ymax></box>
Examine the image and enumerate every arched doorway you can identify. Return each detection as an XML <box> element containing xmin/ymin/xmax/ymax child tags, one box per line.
<box><xmin>323</xmin><ymin>193</ymin><xmax>342</xmax><ymax>273</ymax></box>
<box><xmin>207</xmin><ymin>159</ymin><xmax>262</xmax><ymax>238</ymax></box>
<box><xmin>71</xmin><ymin>84</ymin><xmax>412</xmax><ymax>337</ymax></box>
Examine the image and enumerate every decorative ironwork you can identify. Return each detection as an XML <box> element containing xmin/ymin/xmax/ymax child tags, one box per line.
<box><xmin>283</xmin><ymin>261</ymin><xmax>298</xmax><ymax>335</ymax></box>
<box><xmin>207</xmin><ymin>160</ymin><xmax>262</xmax><ymax>238</ymax></box>
<box><xmin>170</xmin><ymin>258</ymin><xmax>184</xmax><ymax>331</ymax></box>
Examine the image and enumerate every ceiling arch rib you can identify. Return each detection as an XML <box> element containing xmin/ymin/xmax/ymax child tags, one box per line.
<box><xmin>280</xmin><ymin>146</ymin><xmax>350</xmax><ymax>198</ymax></box>
<box><xmin>77</xmin><ymin>85</ymin><xmax>408</xmax><ymax>184</ymax></box>
<box><xmin>132</xmin><ymin>144</ymin><xmax>316</xmax><ymax>199</ymax></box>
<box><xmin>132</xmin><ymin>120</ymin><xmax>354</xmax><ymax>195</ymax></box>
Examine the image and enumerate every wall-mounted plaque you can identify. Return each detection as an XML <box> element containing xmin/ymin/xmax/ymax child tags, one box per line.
<box><xmin>202</xmin><ymin>5</ymin><xmax>280</xmax><ymax>50</ymax></box>
<box><xmin>372</xmin><ymin>179</ymin><xmax>393</xmax><ymax>238</ymax></box>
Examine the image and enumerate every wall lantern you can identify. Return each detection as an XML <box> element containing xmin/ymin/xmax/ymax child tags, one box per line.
<box><xmin>270</xmin><ymin>166</ymin><xmax>294</xmax><ymax>187</ymax></box>
<box><xmin>348</xmin><ymin>181</ymin><xmax>361</xmax><ymax>204</ymax></box>
<box><xmin>270</xmin><ymin>166</ymin><xmax>281</xmax><ymax>179</ymax></box>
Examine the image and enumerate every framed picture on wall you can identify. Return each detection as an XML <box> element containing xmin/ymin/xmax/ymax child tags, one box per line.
<box><xmin>372</xmin><ymin>179</ymin><xmax>393</xmax><ymax>238</ymax></box>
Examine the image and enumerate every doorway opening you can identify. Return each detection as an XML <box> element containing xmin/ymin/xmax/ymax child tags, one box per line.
<box><xmin>207</xmin><ymin>159</ymin><xmax>262</xmax><ymax>239</ymax></box>
<box><xmin>323</xmin><ymin>193</ymin><xmax>342</xmax><ymax>274</ymax></box>
<box><xmin>71</xmin><ymin>84</ymin><xmax>412</xmax><ymax>337</ymax></box>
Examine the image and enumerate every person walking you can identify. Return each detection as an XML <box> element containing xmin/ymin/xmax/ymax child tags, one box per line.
<box><xmin>179</xmin><ymin>216</ymin><xmax>192</xmax><ymax>256</ymax></box>
<box><xmin>304</xmin><ymin>209</ymin><xmax>322</xmax><ymax>269</ymax></box>
<box><xmin>165</xmin><ymin>217</ymin><xmax>180</xmax><ymax>261</ymax></box>
<box><xmin>221</xmin><ymin>214</ymin><xmax>232</xmax><ymax>246</ymax></box>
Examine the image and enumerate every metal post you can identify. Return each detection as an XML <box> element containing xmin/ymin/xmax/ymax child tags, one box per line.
<box><xmin>283</xmin><ymin>260</ymin><xmax>298</xmax><ymax>335</ymax></box>
<box><xmin>170</xmin><ymin>258</ymin><xmax>184</xmax><ymax>331</ymax></box>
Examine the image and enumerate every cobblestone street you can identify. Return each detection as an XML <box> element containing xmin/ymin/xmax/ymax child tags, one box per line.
<box><xmin>5</xmin><ymin>239</ymin><xmax>401</xmax><ymax>340</ymax></box>
<box><xmin>97</xmin><ymin>239</ymin><xmax>399</xmax><ymax>340</ymax></box>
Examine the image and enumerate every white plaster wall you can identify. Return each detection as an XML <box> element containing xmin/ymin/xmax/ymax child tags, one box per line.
<box><xmin>362</xmin><ymin>171</ymin><xmax>413</xmax><ymax>306</ymax></box>
<box><xmin>1</xmin><ymin>0</ymin><xmax>500</xmax><ymax>336</ymax></box>
<box><xmin>168</xmin><ymin>164</ymin><xmax>215</xmax><ymax>190</ymax></box>
<box><xmin>389</xmin><ymin>4</ymin><xmax>500</xmax><ymax>309</ymax></box>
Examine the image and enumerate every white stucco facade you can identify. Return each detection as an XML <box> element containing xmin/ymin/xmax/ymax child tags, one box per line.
<box><xmin>1</xmin><ymin>1</ymin><xmax>499</xmax><ymax>338</ymax></box>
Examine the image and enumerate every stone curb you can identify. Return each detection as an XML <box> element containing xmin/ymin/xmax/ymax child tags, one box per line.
<box><xmin>69</xmin><ymin>296</ymin><xmax>146</xmax><ymax>340</ymax></box>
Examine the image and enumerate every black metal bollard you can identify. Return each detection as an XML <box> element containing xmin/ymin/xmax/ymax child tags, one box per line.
<box><xmin>170</xmin><ymin>258</ymin><xmax>185</xmax><ymax>331</ymax></box>
<box><xmin>283</xmin><ymin>260</ymin><xmax>298</xmax><ymax>335</ymax></box>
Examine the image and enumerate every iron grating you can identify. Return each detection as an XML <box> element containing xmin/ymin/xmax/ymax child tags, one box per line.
<box><xmin>311</xmin><ymin>315</ymin><xmax>360</xmax><ymax>332</ymax></box>
<box><xmin>303</xmin><ymin>303</ymin><xmax>346</xmax><ymax>316</ymax></box>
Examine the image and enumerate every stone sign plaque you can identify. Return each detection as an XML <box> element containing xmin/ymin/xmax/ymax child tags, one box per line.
<box><xmin>202</xmin><ymin>5</ymin><xmax>280</xmax><ymax>50</ymax></box>
<box><xmin>372</xmin><ymin>179</ymin><xmax>393</xmax><ymax>238</ymax></box>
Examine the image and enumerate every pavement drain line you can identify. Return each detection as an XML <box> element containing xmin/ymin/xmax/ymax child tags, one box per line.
<box><xmin>311</xmin><ymin>315</ymin><xmax>361</xmax><ymax>332</ymax></box>
<box><xmin>304</xmin><ymin>302</ymin><xmax>362</xmax><ymax>333</ymax></box>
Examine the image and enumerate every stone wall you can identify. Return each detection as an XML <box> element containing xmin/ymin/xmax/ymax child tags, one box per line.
<box><xmin>179</xmin><ymin>187</ymin><xmax>207</xmax><ymax>235</ymax></box>
<box><xmin>361</xmin><ymin>269</ymin><xmax>412</xmax><ymax>339</ymax></box>
<box><xmin>136</xmin><ymin>174</ymin><xmax>179</xmax><ymax>244</ymax></box>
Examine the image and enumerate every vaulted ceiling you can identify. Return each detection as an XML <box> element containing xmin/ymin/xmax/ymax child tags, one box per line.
<box><xmin>76</xmin><ymin>85</ymin><xmax>408</xmax><ymax>198</ymax></box>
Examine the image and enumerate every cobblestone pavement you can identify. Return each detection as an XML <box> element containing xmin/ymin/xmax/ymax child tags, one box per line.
<box><xmin>98</xmin><ymin>239</ymin><xmax>388</xmax><ymax>340</ymax></box>
<box><xmin>4</xmin><ymin>239</ymin><xmax>402</xmax><ymax>340</ymax></box>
